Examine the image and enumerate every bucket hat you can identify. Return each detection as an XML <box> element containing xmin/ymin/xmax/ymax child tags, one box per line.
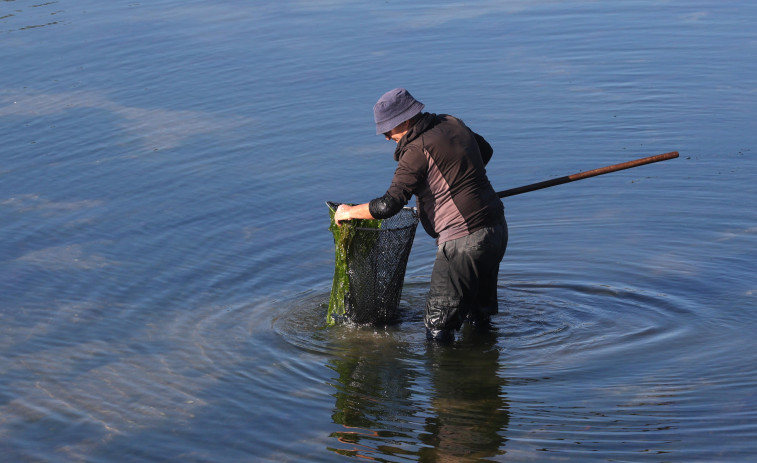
<box><xmin>373</xmin><ymin>88</ymin><xmax>425</xmax><ymax>135</ymax></box>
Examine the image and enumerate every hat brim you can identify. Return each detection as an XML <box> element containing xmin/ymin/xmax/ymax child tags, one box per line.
<box><xmin>375</xmin><ymin>101</ymin><xmax>425</xmax><ymax>135</ymax></box>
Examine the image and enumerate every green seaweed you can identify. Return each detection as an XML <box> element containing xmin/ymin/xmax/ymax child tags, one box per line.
<box><xmin>327</xmin><ymin>207</ymin><xmax>381</xmax><ymax>325</ymax></box>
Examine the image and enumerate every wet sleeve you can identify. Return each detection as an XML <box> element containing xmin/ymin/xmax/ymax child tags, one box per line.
<box><xmin>369</xmin><ymin>194</ymin><xmax>403</xmax><ymax>219</ymax></box>
<box><xmin>474</xmin><ymin>131</ymin><xmax>493</xmax><ymax>166</ymax></box>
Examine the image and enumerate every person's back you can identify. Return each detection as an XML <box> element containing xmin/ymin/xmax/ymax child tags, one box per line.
<box><xmin>391</xmin><ymin>112</ymin><xmax>503</xmax><ymax>244</ymax></box>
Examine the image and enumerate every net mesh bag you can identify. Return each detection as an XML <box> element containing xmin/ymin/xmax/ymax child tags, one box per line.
<box><xmin>327</xmin><ymin>202</ymin><xmax>419</xmax><ymax>325</ymax></box>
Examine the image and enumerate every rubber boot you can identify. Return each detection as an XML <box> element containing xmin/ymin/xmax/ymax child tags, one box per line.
<box><xmin>426</xmin><ymin>328</ymin><xmax>454</xmax><ymax>344</ymax></box>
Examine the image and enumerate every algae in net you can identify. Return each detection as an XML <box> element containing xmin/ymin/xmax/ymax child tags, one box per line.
<box><xmin>326</xmin><ymin>202</ymin><xmax>419</xmax><ymax>326</ymax></box>
<box><xmin>327</xmin><ymin>204</ymin><xmax>381</xmax><ymax>325</ymax></box>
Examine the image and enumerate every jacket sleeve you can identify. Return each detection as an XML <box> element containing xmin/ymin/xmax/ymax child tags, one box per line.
<box><xmin>473</xmin><ymin>131</ymin><xmax>493</xmax><ymax>166</ymax></box>
<box><xmin>369</xmin><ymin>193</ymin><xmax>403</xmax><ymax>219</ymax></box>
<box><xmin>370</xmin><ymin>146</ymin><xmax>427</xmax><ymax>218</ymax></box>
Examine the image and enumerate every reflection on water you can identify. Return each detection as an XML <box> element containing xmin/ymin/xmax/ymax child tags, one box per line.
<box><xmin>326</xmin><ymin>323</ymin><xmax>508</xmax><ymax>461</ymax></box>
<box><xmin>273</xmin><ymin>271</ymin><xmax>757</xmax><ymax>461</ymax></box>
<box><xmin>419</xmin><ymin>327</ymin><xmax>508</xmax><ymax>461</ymax></box>
<box><xmin>327</xmin><ymin>333</ymin><xmax>419</xmax><ymax>459</ymax></box>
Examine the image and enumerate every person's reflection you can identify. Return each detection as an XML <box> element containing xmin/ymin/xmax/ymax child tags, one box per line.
<box><xmin>419</xmin><ymin>324</ymin><xmax>509</xmax><ymax>461</ymax></box>
<box><xmin>326</xmin><ymin>324</ymin><xmax>508</xmax><ymax>461</ymax></box>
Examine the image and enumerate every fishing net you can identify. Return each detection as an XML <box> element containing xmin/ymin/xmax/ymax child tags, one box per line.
<box><xmin>327</xmin><ymin>201</ymin><xmax>419</xmax><ymax>326</ymax></box>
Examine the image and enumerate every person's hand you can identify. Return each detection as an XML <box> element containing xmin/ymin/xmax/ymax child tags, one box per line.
<box><xmin>334</xmin><ymin>204</ymin><xmax>351</xmax><ymax>226</ymax></box>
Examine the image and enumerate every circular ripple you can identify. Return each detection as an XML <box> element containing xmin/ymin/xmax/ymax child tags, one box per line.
<box><xmin>274</xmin><ymin>278</ymin><xmax>692</xmax><ymax>361</ymax></box>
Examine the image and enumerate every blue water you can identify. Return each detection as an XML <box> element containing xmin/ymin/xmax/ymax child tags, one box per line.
<box><xmin>2</xmin><ymin>1</ymin><xmax>756</xmax><ymax>461</ymax></box>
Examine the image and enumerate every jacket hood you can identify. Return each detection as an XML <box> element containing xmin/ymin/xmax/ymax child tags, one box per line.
<box><xmin>393</xmin><ymin>112</ymin><xmax>442</xmax><ymax>161</ymax></box>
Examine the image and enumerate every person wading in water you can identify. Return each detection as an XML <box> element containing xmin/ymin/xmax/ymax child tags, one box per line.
<box><xmin>335</xmin><ymin>88</ymin><xmax>508</xmax><ymax>342</ymax></box>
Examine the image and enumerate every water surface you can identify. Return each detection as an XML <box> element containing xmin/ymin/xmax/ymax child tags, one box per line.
<box><xmin>1</xmin><ymin>1</ymin><xmax>756</xmax><ymax>461</ymax></box>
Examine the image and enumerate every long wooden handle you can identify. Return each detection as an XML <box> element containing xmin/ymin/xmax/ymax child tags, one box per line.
<box><xmin>496</xmin><ymin>151</ymin><xmax>679</xmax><ymax>198</ymax></box>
